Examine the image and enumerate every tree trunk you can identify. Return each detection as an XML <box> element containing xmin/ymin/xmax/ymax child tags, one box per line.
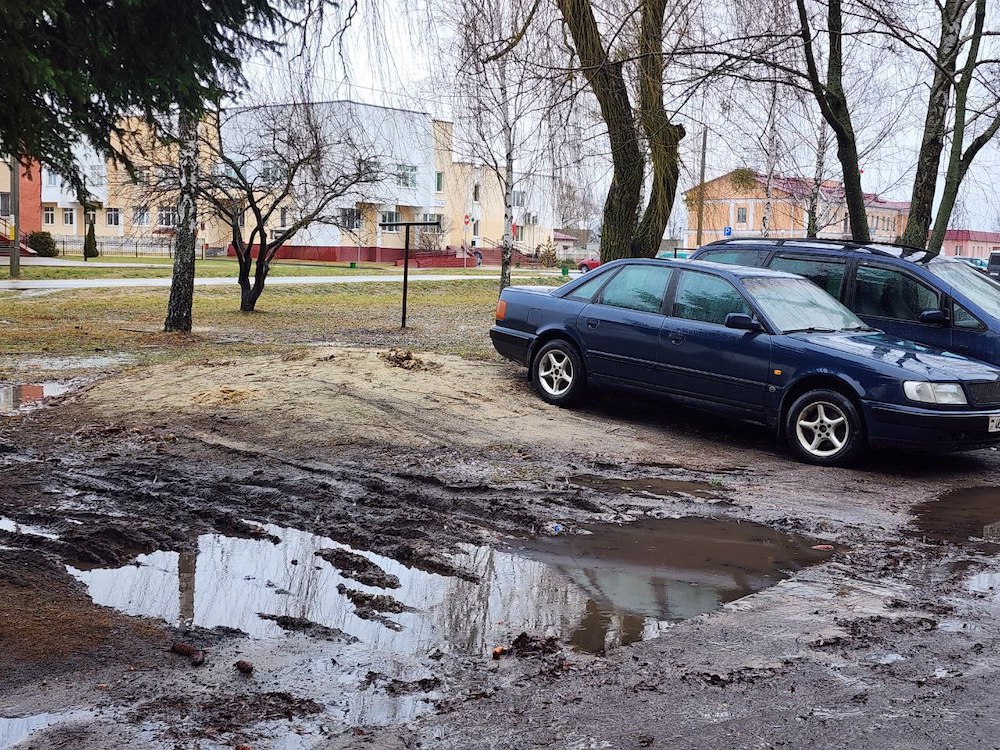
<box><xmin>806</xmin><ymin>126</ymin><xmax>828</xmax><ymax>237</ymax></box>
<box><xmin>632</xmin><ymin>0</ymin><xmax>685</xmax><ymax>257</ymax></box>
<box><xmin>164</xmin><ymin>112</ymin><xmax>200</xmax><ymax>333</ymax></box>
<box><xmin>500</xmin><ymin>60</ymin><xmax>515</xmax><ymax>291</ymax></box>
<box><xmin>901</xmin><ymin>0</ymin><xmax>964</xmax><ymax>249</ymax></box>
<box><xmin>760</xmin><ymin>84</ymin><xmax>779</xmax><ymax>238</ymax></box>
<box><xmin>557</xmin><ymin>0</ymin><xmax>643</xmax><ymax>262</ymax></box>
<box><xmin>927</xmin><ymin>0</ymin><xmax>987</xmax><ymax>257</ymax></box>
<box><xmin>796</xmin><ymin>0</ymin><xmax>869</xmax><ymax>242</ymax></box>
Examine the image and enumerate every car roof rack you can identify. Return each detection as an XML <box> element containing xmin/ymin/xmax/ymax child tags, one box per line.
<box><xmin>704</xmin><ymin>237</ymin><xmax>931</xmax><ymax>262</ymax></box>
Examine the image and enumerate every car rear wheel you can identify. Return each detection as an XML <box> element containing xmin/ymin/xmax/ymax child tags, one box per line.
<box><xmin>531</xmin><ymin>340</ymin><xmax>585</xmax><ymax>407</ymax></box>
<box><xmin>578</xmin><ymin>264</ymin><xmax>591</xmax><ymax>273</ymax></box>
<box><xmin>785</xmin><ymin>389</ymin><xmax>865</xmax><ymax>467</ymax></box>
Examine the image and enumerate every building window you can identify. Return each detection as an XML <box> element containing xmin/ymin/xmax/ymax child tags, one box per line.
<box><xmin>513</xmin><ymin>224</ymin><xmax>525</xmax><ymax>242</ymax></box>
<box><xmin>43</xmin><ymin>206</ymin><xmax>55</xmax><ymax>225</ymax></box>
<box><xmin>472</xmin><ymin>218</ymin><xmax>480</xmax><ymax>236</ymax></box>
<box><xmin>380</xmin><ymin>210</ymin><xmax>401</xmax><ymax>232</ymax></box>
<box><xmin>157</xmin><ymin>205</ymin><xmax>177</xmax><ymax>227</ymax></box>
<box><xmin>133</xmin><ymin>206</ymin><xmax>150</xmax><ymax>227</ymax></box>
<box><xmin>63</xmin><ymin>208</ymin><xmax>75</xmax><ymax>225</ymax></box>
<box><xmin>133</xmin><ymin>168</ymin><xmax>149</xmax><ymax>185</ymax></box>
<box><xmin>842</xmin><ymin>215</ymin><xmax>849</xmax><ymax>233</ymax></box>
<box><xmin>106</xmin><ymin>208</ymin><xmax>121</xmax><ymax>227</ymax></box>
<box><xmin>736</xmin><ymin>206</ymin><xmax>747</xmax><ymax>224</ymax></box>
<box><xmin>340</xmin><ymin>207</ymin><xmax>361</xmax><ymax>229</ymax></box>
<box><xmin>260</xmin><ymin>161</ymin><xmax>285</xmax><ymax>183</ymax></box>
<box><xmin>396</xmin><ymin>165</ymin><xmax>417</xmax><ymax>188</ymax></box>
<box><xmin>512</xmin><ymin>190</ymin><xmax>526</xmax><ymax>207</ymax></box>
<box><xmin>0</xmin><ymin>193</ymin><xmax>9</xmax><ymax>216</ymax></box>
<box><xmin>45</xmin><ymin>170</ymin><xmax>58</xmax><ymax>187</ymax></box>
<box><xmin>279</xmin><ymin>208</ymin><xmax>288</xmax><ymax>227</ymax></box>
<box><xmin>435</xmin><ymin>172</ymin><xmax>444</xmax><ymax>192</ymax></box>
<box><xmin>473</xmin><ymin>183</ymin><xmax>481</xmax><ymax>202</ymax></box>
<box><xmin>86</xmin><ymin>210</ymin><xmax>96</xmax><ymax>225</ymax></box>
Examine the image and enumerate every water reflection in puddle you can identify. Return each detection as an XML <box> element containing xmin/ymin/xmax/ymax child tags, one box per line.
<box><xmin>68</xmin><ymin>519</ymin><xmax>830</xmax><ymax>656</ymax></box>
<box><xmin>0</xmin><ymin>711</ymin><xmax>92</xmax><ymax>750</ymax></box>
<box><xmin>0</xmin><ymin>517</ymin><xmax>59</xmax><ymax>540</ymax></box>
<box><xmin>0</xmin><ymin>382</ymin><xmax>72</xmax><ymax>414</ymax></box>
<box><xmin>911</xmin><ymin>486</ymin><xmax>1000</xmax><ymax>545</ymax></box>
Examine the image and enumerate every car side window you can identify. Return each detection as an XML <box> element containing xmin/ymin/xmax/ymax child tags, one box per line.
<box><xmin>597</xmin><ymin>265</ymin><xmax>672</xmax><ymax>314</ymax></box>
<box><xmin>767</xmin><ymin>256</ymin><xmax>846</xmax><ymax>298</ymax></box>
<box><xmin>697</xmin><ymin>248</ymin><xmax>769</xmax><ymax>266</ymax></box>
<box><xmin>672</xmin><ymin>271</ymin><xmax>751</xmax><ymax>325</ymax></box>
<box><xmin>852</xmin><ymin>265</ymin><xmax>940</xmax><ymax>321</ymax></box>
<box><xmin>954</xmin><ymin>302</ymin><xmax>985</xmax><ymax>331</ymax></box>
<box><xmin>565</xmin><ymin>270</ymin><xmax>616</xmax><ymax>302</ymax></box>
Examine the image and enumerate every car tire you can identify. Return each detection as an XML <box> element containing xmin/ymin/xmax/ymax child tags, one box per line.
<box><xmin>784</xmin><ymin>389</ymin><xmax>866</xmax><ymax>467</ymax></box>
<box><xmin>531</xmin><ymin>339</ymin><xmax>586</xmax><ymax>407</ymax></box>
<box><xmin>579</xmin><ymin>264</ymin><xmax>590</xmax><ymax>273</ymax></box>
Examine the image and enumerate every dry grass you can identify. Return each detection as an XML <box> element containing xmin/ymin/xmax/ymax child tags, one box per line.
<box><xmin>0</xmin><ymin>278</ymin><xmax>565</xmax><ymax>377</ymax></box>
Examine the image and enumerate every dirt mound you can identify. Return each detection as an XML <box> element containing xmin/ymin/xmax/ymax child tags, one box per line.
<box><xmin>191</xmin><ymin>386</ymin><xmax>259</xmax><ymax>406</ymax></box>
<box><xmin>380</xmin><ymin>348</ymin><xmax>441</xmax><ymax>371</ymax></box>
<box><xmin>316</xmin><ymin>547</ymin><xmax>401</xmax><ymax>588</ymax></box>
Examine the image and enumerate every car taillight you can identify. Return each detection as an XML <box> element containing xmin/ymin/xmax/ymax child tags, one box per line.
<box><xmin>496</xmin><ymin>299</ymin><xmax>507</xmax><ymax>321</ymax></box>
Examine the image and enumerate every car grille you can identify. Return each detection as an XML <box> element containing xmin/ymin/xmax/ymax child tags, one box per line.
<box><xmin>967</xmin><ymin>381</ymin><xmax>1000</xmax><ymax>407</ymax></box>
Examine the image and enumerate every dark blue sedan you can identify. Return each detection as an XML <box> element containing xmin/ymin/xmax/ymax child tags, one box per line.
<box><xmin>490</xmin><ymin>259</ymin><xmax>1000</xmax><ymax>466</ymax></box>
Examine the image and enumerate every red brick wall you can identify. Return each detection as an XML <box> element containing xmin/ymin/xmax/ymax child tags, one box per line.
<box><xmin>18</xmin><ymin>161</ymin><xmax>42</xmax><ymax>235</ymax></box>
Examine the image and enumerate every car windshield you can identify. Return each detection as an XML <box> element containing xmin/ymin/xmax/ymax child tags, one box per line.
<box><xmin>927</xmin><ymin>261</ymin><xmax>1000</xmax><ymax>319</ymax></box>
<box><xmin>742</xmin><ymin>277</ymin><xmax>868</xmax><ymax>333</ymax></box>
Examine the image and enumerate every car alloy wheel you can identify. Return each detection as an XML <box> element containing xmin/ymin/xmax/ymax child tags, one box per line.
<box><xmin>795</xmin><ymin>400</ymin><xmax>849</xmax><ymax>458</ymax></box>
<box><xmin>538</xmin><ymin>349</ymin><xmax>574</xmax><ymax>397</ymax></box>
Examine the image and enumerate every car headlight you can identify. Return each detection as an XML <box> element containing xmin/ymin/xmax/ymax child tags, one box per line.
<box><xmin>903</xmin><ymin>381</ymin><xmax>968</xmax><ymax>405</ymax></box>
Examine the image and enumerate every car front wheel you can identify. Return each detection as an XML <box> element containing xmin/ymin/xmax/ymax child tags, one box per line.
<box><xmin>785</xmin><ymin>389</ymin><xmax>865</xmax><ymax>467</ymax></box>
<box><xmin>578</xmin><ymin>264</ymin><xmax>591</xmax><ymax>272</ymax></box>
<box><xmin>531</xmin><ymin>340</ymin><xmax>585</xmax><ymax>407</ymax></box>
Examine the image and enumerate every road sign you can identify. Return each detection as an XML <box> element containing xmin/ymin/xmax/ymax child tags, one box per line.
<box><xmin>723</xmin><ymin>226</ymin><xmax>732</xmax><ymax>237</ymax></box>
<box><xmin>463</xmin><ymin>214</ymin><xmax>471</xmax><ymax>226</ymax></box>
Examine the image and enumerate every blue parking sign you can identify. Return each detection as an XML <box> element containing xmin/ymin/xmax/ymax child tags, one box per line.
<box><xmin>723</xmin><ymin>226</ymin><xmax>732</xmax><ymax>237</ymax></box>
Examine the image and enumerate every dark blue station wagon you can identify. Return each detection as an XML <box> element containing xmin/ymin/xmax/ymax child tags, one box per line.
<box><xmin>490</xmin><ymin>258</ymin><xmax>1000</xmax><ymax>466</ymax></box>
<box><xmin>692</xmin><ymin>238</ymin><xmax>1000</xmax><ymax>367</ymax></box>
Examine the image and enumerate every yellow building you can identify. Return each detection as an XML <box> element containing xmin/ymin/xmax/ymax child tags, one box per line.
<box><xmin>684</xmin><ymin>170</ymin><xmax>910</xmax><ymax>248</ymax></box>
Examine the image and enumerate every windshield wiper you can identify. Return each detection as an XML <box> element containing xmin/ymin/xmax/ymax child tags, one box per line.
<box><xmin>783</xmin><ymin>326</ymin><xmax>838</xmax><ymax>334</ymax></box>
<box><xmin>842</xmin><ymin>325</ymin><xmax>880</xmax><ymax>332</ymax></box>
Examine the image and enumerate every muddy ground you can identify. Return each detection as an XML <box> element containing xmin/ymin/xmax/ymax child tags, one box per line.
<box><xmin>2</xmin><ymin>346</ymin><xmax>1000</xmax><ymax>749</ymax></box>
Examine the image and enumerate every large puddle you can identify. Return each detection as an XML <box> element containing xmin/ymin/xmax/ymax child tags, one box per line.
<box><xmin>911</xmin><ymin>486</ymin><xmax>1000</xmax><ymax>545</ymax></box>
<box><xmin>67</xmin><ymin>518</ymin><xmax>830</xmax><ymax>656</ymax></box>
<box><xmin>61</xmin><ymin>517</ymin><xmax>831</xmax><ymax>734</ymax></box>
<box><xmin>0</xmin><ymin>382</ymin><xmax>72</xmax><ymax>414</ymax></box>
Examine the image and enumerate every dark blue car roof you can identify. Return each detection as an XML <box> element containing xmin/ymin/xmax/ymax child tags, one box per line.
<box><xmin>695</xmin><ymin>237</ymin><xmax>960</xmax><ymax>268</ymax></box>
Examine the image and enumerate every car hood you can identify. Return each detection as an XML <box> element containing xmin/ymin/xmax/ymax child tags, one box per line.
<box><xmin>791</xmin><ymin>331</ymin><xmax>1000</xmax><ymax>381</ymax></box>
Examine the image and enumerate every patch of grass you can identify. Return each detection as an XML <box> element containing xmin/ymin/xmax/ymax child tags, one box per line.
<box><xmin>0</xmin><ymin>277</ymin><xmax>566</xmax><ymax>372</ymax></box>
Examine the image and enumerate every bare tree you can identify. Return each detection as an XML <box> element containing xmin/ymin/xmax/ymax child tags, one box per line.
<box><xmin>164</xmin><ymin>113</ymin><xmax>200</xmax><ymax>332</ymax></box>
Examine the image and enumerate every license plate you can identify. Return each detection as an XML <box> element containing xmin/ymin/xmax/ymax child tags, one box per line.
<box><xmin>990</xmin><ymin>416</ymin><xmax>1000</xmax><ymax>433</ymax></box>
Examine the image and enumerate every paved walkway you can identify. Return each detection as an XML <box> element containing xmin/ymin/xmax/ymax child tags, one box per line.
<box><xmin>17</xmin><ymin>257</ymin><xmax>163</xmax><ymax>269</ymax></box>
<box><xmin>0</xmin><ymin>273</ymin><xmax>570</xmax><ymax>291</ymax></box>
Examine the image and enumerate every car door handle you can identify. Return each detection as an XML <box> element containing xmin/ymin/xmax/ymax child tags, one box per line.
<box><xmin>586</xmin><ymin>318</ymin><xmax>599</xmax><ymax>329</ymax></box>
<box><xmin>669</xmin><ymin>333</ymin><xmax>685</xmax><ymax>345</ymax></box>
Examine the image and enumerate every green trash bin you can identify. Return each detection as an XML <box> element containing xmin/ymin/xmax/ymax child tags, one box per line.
<box><xmin>350</xmin><ymin>261</ymin><xmax>357</xmax><ymax>269</ymax></box>
<box><xmin>561</xmin><ymin>265</ymin><xmax>569</xmax><ymax>277</ymax></box>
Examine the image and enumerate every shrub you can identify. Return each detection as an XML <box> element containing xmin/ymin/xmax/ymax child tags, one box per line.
<box><xmin>27</xmin><ymin>230</ymin><xmax>58</xmax><ymax>257</ymax></box>
<box><xmin>538</xmin><ymin>239</ymin><xmax>558</xmax><ymax>267</ymax></box>
<box><xmin>83</xmin><ymin>221</ymin><xmax>98</xmax><ymax>259</ymax></box>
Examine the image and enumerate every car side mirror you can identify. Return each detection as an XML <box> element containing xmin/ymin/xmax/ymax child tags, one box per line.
<box><xmin>918</xmin><ymin>309</ymin><xmax>948</xmax><ymax>325</ymax></box>
<box><xmin>725</xmin><ymin>313</ymin><xmax>762</xmax><ymax>332</ymax></box>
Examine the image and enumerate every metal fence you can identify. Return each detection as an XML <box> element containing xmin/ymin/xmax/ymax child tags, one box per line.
<box><xmin>56</xmin><ymin>236</ymin><xmax>176</xmax><ymax>258</ymax></box>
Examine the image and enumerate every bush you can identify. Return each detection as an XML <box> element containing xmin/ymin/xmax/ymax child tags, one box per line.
<box><xmin>27</xmin><ymin>230</ymin><xmax>58</xmax><ymax>257</ymax></box>
<box><xmin>538</xmin><ymin>239</ymin><xmax>558</xmax><ymax>267</ymax></box>
<box><xmin>83</xmin><ymin>221</ymin><xmax>98</xmax><ymax>259</ymax></box>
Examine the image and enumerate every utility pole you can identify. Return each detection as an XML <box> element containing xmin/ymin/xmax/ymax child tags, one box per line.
<box><xmin>9</xmin><ymin>156</ymin><xmax>19</xmax><ymax>278</ymax></box>
<box><xmin>695</xmin><ymin>128</ymin><xmax>708</xmax><ymax>248</ymax></box>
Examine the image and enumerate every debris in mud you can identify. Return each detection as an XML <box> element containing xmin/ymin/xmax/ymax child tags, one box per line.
<box><xmin>316</xmin><ymin>547</ymin><xmax>401</xmax><ymax>588</ymax></box>
<box><xmin>494</xmin><ymin>632</ymin><xmax>562</xmax><ymax>660</ymax></box>
<box><xmin>235</xmin><ymin>659</ymin><xmax>255</xmax><ymax>675</ymax></box>
<box><xmin>336</xmin><ymin>584</ymin><xmax>413</xmax><ymax>614</ymax></box>
<box><xmin>811</xmin><ymin>544</ymin><xmax>835</xmax><ymax>551</ymax></box>
<box><xmin>380</xmin><ymin>349</ymin><xmax>441</xmax><ymax>372</ymax></box>
<box><xmin>364</xmin><ymin>671</ymin><xmax>442</xmax><ymax>695</ymax></box>
<box><xmin>257</xmin><ymin>614</ymin><xmax>358</xmax><ymax>642</ymax></box>
<box><xmin>170</xmin><ymin>642</ymin><xmax>206</xmax><ymax>666</ymax></box>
